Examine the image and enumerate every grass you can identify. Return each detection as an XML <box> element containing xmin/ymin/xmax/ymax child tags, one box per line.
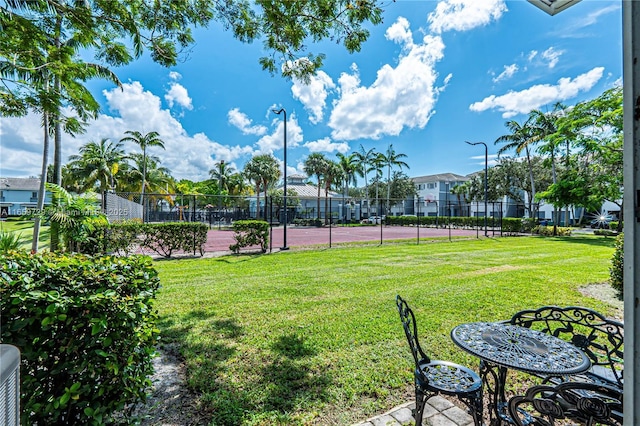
<box><xmin>152</xmin><ymin>235</ymin><xmax>617</xmax><ymax>426</ymax></box>
<box><xmin>0</xmin><ymin>218</ymin><xmax>50</xmax><ymax>251</ymax></box>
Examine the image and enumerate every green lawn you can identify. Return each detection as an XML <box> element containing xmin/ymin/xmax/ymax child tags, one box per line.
<box><xmin>0</xmin><ymin>218</ymin><xmax>49</xmax><ymax>251</ymax></box>
<box><xmin>154</xmin><ymin>236</ymin><xmax>616</xmax><ymax>426</ymax></box>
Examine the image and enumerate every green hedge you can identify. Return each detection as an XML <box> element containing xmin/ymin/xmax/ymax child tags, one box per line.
<box><xmin>0</xmin><ymin>251</ymin><xmax>160</xmax><ymax>424</ymax></box>
<box><xmin>87</xmin><ymin>221</ymin><xmax>208</xmax><ymax>258</ymax></box>
<box><xmin>230</xmin><ymin>220</ymin><xmax>269</xmax><ymax>253</ymax></box>
<box><xmin>610</xmin><ymin>233</ymin><xmax>624</xmax><ymax>298</ymax></box>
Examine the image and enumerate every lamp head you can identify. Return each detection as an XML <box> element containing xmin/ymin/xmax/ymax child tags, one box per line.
<box><xmin>272</xmin><ymin>108</ymin><xmax>285</xmax><ymax>115</ymax></box>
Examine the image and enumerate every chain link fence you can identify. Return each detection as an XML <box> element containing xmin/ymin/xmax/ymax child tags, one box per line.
<box><xmin>102</xmin><ymin>192</ymin><xmax>541</xmax><ymax>253</ymax></box>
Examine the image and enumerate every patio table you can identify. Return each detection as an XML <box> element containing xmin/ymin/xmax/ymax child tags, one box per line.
<box><xmin>451</xmin><ymin>321</ymin><xmax>591</xmax><ymax>425</ymax></box>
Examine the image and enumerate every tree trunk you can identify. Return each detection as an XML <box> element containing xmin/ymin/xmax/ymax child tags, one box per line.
<box><xmin>32</xmin><ymin>113</ymin><xmax>50</xmax><ymax>253</ymax></box>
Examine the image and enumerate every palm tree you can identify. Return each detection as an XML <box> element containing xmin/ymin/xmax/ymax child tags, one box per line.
<box><xmin>67</xmin><ymin>138</ymin><xmax>125</xmax><ymax>192</ymax></box>
<box><xmin>120</xmin><ymin>131</ymin><xmax>165</xmax><ymax>202</ymax></box>
<box><xmin>353</xmin><ymin>145</ymin><xmax>377</xmax><ymax>217</ymax></box>
<box><xmin>243</xmin><ymin>154</ymin><xmax>281</xmax><ymax>219</ymax></box>
<box><xmin>121</xmin><ymin>153</ymin><xmax>172</xmax><ymax>195</ymax></box>
<box><xmin>209</xmin><ymin>160</ymin><xmax>236</xmax><ymax>194</ymax></box>
<box><xmin>383</xmin><ymin>144</ymin><xmax>409</xmax><ymax>214</ymax></box>
<box><xmin>495</xmin><ymin>118</ymin><xmax>539</xmax><ymax>218</ymax></box>
<box><xmin>371</xmin><ymin>152</ymin><xmax>386</xmax><ymax>216</ymax></box>
<box><xmin>303</xmin><ymin>153</ymin><xmax>329</xmax><ymax>220</ymax></box>
<box><xmin>323</xmin><ymin>160</ymin><xmax>342</xmax><ymax>224</ymax></box>
<box><xmin>337</xmin><ymin>152</ymin><xmax>361</xmax><ymax>222</ymax></box>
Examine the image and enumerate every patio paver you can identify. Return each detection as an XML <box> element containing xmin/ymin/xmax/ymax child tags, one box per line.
<box><xmin>353</xmin><ymin>397</ymin><xmax>474</xmax><ymax>426</ymax></box>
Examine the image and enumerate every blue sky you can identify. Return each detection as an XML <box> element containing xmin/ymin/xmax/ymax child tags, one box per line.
<box><xmin>0</xmin><ymin>0</ymin><xmax>622</xmax><ymax>183</ymax></box>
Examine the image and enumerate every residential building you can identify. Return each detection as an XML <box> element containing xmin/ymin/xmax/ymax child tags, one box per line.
<box><xmin>411</xmin><ymin>173</ymin><xmax>469</xmax><ymax>217</ymax></box>
<box><xmin>0</xmin><ymin>177</ymin><xmax>50</xmax><ymax>217</ymax></box>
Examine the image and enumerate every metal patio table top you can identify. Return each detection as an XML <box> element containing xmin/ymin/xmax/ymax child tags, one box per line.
<box><xmin>450</xmin><ymin>322</ymin><xmax>591</xmax><ymax>376</ymax></box>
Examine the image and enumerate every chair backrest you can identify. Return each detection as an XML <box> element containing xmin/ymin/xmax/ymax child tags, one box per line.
<box><xmin>509</xmin><ymin>306</ymin><xmax>623</xmax><ymax>387</ymax></box>
<box><xmin>396</xmin><ymin>295</ymin><xmax>430</xmax><ymax>368</ymax></box>
<box><xmin>508</xmin><ymin>381</ymin><xmax>623</xmax><ymax>426</ymax></box>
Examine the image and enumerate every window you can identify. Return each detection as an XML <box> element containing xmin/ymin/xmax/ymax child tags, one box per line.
<box><xmin>427</xmin><ymin>183</ymin><xmax>436</xmax><ymax>189</ymax></box>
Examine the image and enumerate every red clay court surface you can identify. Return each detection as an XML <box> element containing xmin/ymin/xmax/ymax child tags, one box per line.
<box><xmin>201</xmin><ymin>225</ymin><xmax>484</xmax><ymax>253</ymax></box>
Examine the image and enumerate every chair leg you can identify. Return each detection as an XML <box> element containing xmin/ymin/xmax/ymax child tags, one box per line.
<box><xmin>414</xmin><ymin>386</ymin><xmax>426</xmax><ymax>426</ymax></box>
<box><xmin>471</xmin><ymin>388</ymin><xmax>483</xmax><ymax>426</ymax></box>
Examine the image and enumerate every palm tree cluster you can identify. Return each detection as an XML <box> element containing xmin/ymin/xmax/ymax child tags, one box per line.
<box><xmin>302</xmin><ymin>144</ymin><xmax>413</xmax><ymax>222</ymax></box>
<box><xmin>62</xmin><ymin>131</ymin><xmax>171</xmax><ymax>195</ymax></box>
<box><xmin>461</xmin><ymin>86</ymin><xmax>622</xmax><ymax>227</ymax></box>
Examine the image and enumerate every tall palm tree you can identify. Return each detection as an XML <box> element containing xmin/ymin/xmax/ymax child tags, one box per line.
<box><xmin>323</xmin><ymin>160</ymin><xmax>342</xmax><ymax>225</ymax></box>
<box><xmin>371</xmin><ymin>152</ymin><xmax>386</xmax><ymax>216</ymax></box>
<box><xmin>383</xmin><ymin>144</ymin><xmax>409</xmax><ymax>214</ymax></box>
<box><xmin>121</xmin><ymin>153</ymin><xmax>171</xmax><ymax>195</ymax></box>
<box><xmin>495</xmin><ymin>118</ymin><xmax>539</xmax><ymax>218</ymax></box>
<box><xmin>209</xmin><ymin>160</ymin><xmax>236</xmax><ymax>194</ymax></box>
<box><xmin>120</xmin><ymin>131</ymin><xmax>165</xmax><ymax>202</ymax></box>
<box><xmin>243</xmin><ymin>154</ymin><xmax>281</xmax><ymax>219</ymax></box>
<box><xmin>353</xmin><ymin>145</ymin><xmax>377</xmax><ymax>217</ymax></box>
<box><xmin>67</xmin><ymin>138</ymin><xmax>125</xmax><ymax>192</ymax></box>
<box><xmin>303</xmin><ymin>153</ymin><xmax>329</xmax><ymax>220</ymax></box>
<box><xmin>336</xmin><ymin>152</ymin><xmax>361</xmax><ymax>221</ymax></box>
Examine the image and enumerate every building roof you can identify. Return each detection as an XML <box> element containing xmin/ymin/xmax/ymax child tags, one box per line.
<box><xmin>411</xmin><ymin>173</ymin><xmax>469</xmax><ymax>184</ymax></box>
<box><xmin>0</xmin><ymin>177</ymin><xmax>41</xmax><ymax>191</ymax></box>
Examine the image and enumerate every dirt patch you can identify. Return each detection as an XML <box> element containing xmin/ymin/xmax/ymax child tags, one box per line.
<box><xmin>128</xmin><ymin>343</ymin><xmax>209</xmax><ymax>426</ymax></box>
<box><xmin>578</xmin><ymin>283</ymin><xmax>624</xmax><ymax>321</ymax></box>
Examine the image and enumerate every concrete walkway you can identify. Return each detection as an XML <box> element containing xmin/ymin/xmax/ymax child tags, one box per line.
<box><xmin>353</xmin><ymin>397</ymin><xmax>474</xmax><ymax>426</ymax></box>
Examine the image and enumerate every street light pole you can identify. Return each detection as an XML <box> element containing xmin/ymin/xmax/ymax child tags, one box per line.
<box><xmin>466</xmin><ymin>141</ymin><xmax>488</xmax><ymax>237</ymax></box>
<box><xmin>218</xmin><ymin>160</ymin><xmax>224</xmax><ymax>230</ymax></box>
<box><xmin>272</xmin><ymin>108</ymin><xmax>289</xmax><ymax>250</ymax></box>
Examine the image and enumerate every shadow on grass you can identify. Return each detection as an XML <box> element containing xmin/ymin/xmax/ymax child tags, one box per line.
<box><xmin>545</xmin><ymin>235</ymin><xmax>617</xmax><ymax>248</ymax></box>
<box><xmin>157</xmin><ymin>314</ymin><xmax>332</xmax><ymax>424</ymax></box>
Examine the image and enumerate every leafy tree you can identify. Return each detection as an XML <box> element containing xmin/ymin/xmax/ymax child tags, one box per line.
<box><xmin>244</xmin><ymin>154</ymin><xmax>281</xmax><ymax>219</ymax></box>
<box><xmin>303</xmin><ymin>153</ymin><xmax>329</xmax><ymax>220</ymax></box>
<box><xmin>209</xmin><ymin>161</ymin><xmax>236</xmax><ymax>194</ymax></box>
<box><xmin>337</xmin><ymin>152</ymin><xmax>361</xmax><ymax>220</ymax></box>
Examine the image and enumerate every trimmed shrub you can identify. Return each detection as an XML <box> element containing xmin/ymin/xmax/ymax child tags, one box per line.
<box><xmin>501</xmin><ymin>218</ymin><xmax>524</xmax><ymax>235</ymax></box>
<box><xmin>230</xmin><ymin>220</ymin><xmax>269</xmax><ymax>253</ymax></box>
<box><xmin>610</xmin><ymin>233</ymin><xmax>624</xmax><ymax>298</ymax></box>
<box><xmin>140</xmin><ymin>222</ymin><xmax>208</xmax><ymax>258</ymax></box>
<box><xmin>532</xmin><ymin>226</ymin><xmax>572</xmax><ymax>236</ymax></box>
<box><xmin>0</xmin><ymin>251</ymin><xmax>160</xmax><ymax>425</ymax></box>
<box><xmin>87</xmin><ymin>221</ymin><xmax>207</xmax><ymax>257</ymax></box>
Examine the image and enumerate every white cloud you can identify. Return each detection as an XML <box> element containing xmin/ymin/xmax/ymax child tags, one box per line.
<box><xmin>492</xmin><ymin>64</ymin><xmax>518</xmax><ymax>83</ymax></box>
<box><xmin>469</xmin><ymin>67</ymin><xmax>604</xmax><ymax>118</ymax></box>
<box><xmin>328</xmin><ymin>18</ymin><xmax>446</xmax><ymax>140</ymax></box>
<box><xmin>562</xmin><ymin>4</ymin><xmax>620</xmax><ymax>34</ymax></box>
<box><xmin>527</xmin><ymin>50</ymin><xmax>538</xmax><ymax>62</ymax></box>
<box><xmin>164</xmin><ymin>82</ymin><xmax>193</xmax><ymax>110</ymax></box>
<box><xmin>256</xmin><ymin>114</ymin><xmax>304</xmax><ymax>153</ymax></box>
<box><xmin>428</xmin><ymin>0</ymin><xmax>507</xmax><ymax>34</ymax></box>
<box><xmin>1</xmin><ymin>81</ymin><xmax>254</xmax><ymax>180</ymax></box>
<box><xmin>303</xmin><ymin>137</ymin><xmax>350</xmax><ymax>154</ymax></box>
<box><xmin>541</xmin><ymin>47</ymin><xmax>563</xmax><ymax>69</ymax></box>
<box><xmin>168</xmin><ymin>71</ymin><xmax>182</xmax><ymax>81</ymax></box>
<box><xmin>291</xmin><ymin>71</ymin><xmax>335</xmax><ymax>124</ymax></box>
<box><xmin>228</xmin><ymin>108</ymin><xmax>268</xmax><ymax>135</ymax></box>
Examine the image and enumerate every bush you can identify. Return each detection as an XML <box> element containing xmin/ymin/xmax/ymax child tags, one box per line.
<box><xmin>86</xmin><ymin>221</ymin><xmax>207</xmax><ymax>257</ymax></box>
<box><xmin>230</xmin><ymin>220</ymin><xmax>269</xmax><ymax>253</ymax></box>
<box><xmin>0</xmin><ymin>230</ymin><xmax>24</xmax><ymax>252</ymax></box>
<box><xmin>0</xmin><ymin>251</ymin><xmax>160</xmax><ymax>425</ymax></box>
<box><xmin>532</xmin><ymin>226</ymin><xmax>572</xmax><ymax>236</ymax></box>
<box><xmin>140</xmin><ymin>222</ymin><xmax>208</xmax><ymax>258</ymax></box>
<box><xmin>610</xmin><ymin>233</ymin><xmax>624</xmax><ymax>298</ymax></box>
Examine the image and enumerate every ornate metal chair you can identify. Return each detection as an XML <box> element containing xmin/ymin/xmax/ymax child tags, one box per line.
<box><xmin>508</xmin><ymin>381</ymin><xmax>623</xmax><ymax>426</ymax></box>
<box><xmin>509</xmin><ymin>305</ymin><xmax>624</xmax><ymax>389</ymax></box>
<box><xmin>395</xmin><ymin>295</ymin><xmax>483</xmax><ymax>426</ymax></box>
